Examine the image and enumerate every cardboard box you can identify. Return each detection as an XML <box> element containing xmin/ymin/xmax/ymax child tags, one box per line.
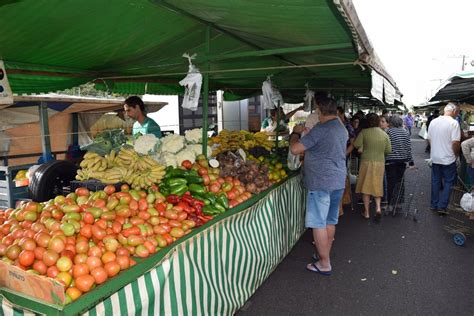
<box><xmin>0</xmin><ymin>260</ymin><xmax>65</xmax><ymax>305</ymax></box>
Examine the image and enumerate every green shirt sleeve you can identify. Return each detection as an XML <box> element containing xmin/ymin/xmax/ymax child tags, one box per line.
<box><xmin>133</xmin><ymin>118</ymin><xmax>162</xmax><ymax>138</ymax></box>
<box><xmin>354</xmin><ymin>130</ymin><xmax>364</xmax><ymax>149</ymax></box>
<box><xmin>145</xmin><ymin>118</ymin><xmax>162</xmax><ymax>138</ymax></box>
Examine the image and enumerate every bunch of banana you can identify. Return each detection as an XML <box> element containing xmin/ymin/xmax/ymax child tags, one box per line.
<box><xmin>104</xmin><ymin>149</ymin><xmax>118</xmax><ymax>168</ymax></box>
<box><xmin>115</xmin><ymin>147</ymin><xmax>140</xmax><ymax>169</ymax></box>
<box><xmin>125</xmin><ymin>164</ymin><xmax>166</xmax><ymax>190</ymax></box>
<box><xmin>252</xmin><ymin>131</ymin><xmax>274</xmax><ymax>151</ymax></box>
<box><xmin>77</xmin><ymin>148</ymin><xmax>166</xmax><ymax>188</ymax></box>
<box><xmin>79</xmin><ymin>152</ymin><xmax>108</xmax><ymax>172</ymax></box>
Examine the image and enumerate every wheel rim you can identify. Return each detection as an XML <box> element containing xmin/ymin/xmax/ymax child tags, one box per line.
<box><xmin>453</xmin><ymin>233</ymin><xmax>466</xmax><ymax>246</ymax></box>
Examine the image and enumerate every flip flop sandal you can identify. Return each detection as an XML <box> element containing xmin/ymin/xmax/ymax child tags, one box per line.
<box><xmin>306</xmin><ymin>262</ymin><xmax>331</xmax><ymax>276</ymax></box>
<box><xmin>360</xmin><ymin>212</ymin><xmax>370</xmax><ymax>220</ymax></box>
<box><xmin>374</xmin><ymin>212</ymin><xmax>382</xmax><ymax>222</ymax></box>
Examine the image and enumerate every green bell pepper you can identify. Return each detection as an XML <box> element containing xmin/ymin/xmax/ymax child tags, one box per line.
<box><xmin>166</xmin><ymin>177</ymin><xmax>187</xmax><ymax>187</ymax></box>
<box><xmin>189</xmin><ymin>183</ymin><xmax>206</xmax><ymax>194</ymax></box>
<box><xmin>185</xmin><ymin>175</ymin><xmax>204</xmax><ymax>184</ymax></box>
<box><xmin>203</xmin><ymin>205</ymin><xmax>223</xmax><ymax>216</ymax></box>
<box><xmin>170</xmin><ymin>184</ymin><xmax>188</xmax><ymax>196</ymax></box>
<box><xmin>212</xmin><ymin>202</ymin><xmax>226</xmax><ymax>213</ymax></box>
<box><xmin>217</xmin><ymin>193</ymin><xmax>229</xmax><ymax>209</ymax></box>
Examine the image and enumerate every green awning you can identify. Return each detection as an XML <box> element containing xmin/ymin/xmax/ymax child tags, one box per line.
<box><xmin>0</xmin><ymin>0</ymin><xmax>399</xmax><ymax>102</ymax></box>
<box><xmin>430</xmin><ymin>72</ymin><xmax>474</xmax><ymax>104</ymax></box>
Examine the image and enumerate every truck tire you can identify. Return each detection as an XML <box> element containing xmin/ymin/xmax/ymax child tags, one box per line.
<box><xmin>29</xmin><ymin>160</ymin><xmax>78</xmax><ymax>202</ymax></box>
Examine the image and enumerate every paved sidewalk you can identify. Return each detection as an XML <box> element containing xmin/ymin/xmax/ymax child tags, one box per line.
<box><xmin>238</xmin><ymin>130</ymin><xmax>474</xmax><ymax>315</ymax></box>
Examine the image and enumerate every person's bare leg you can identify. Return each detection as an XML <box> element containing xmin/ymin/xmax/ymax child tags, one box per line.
<box><xmin>374</xmin><ymin>196</ymin><xmax>382</xmax><ymax>214</ymax></box>
<box><xmin>312</xmin><ymin>227</ymin><xmax>332</xmax><ymax>271</ymax></box>
<box><xmin>326</xmin><ymin>224</ymin><xmax>336</xmax><ymax>249</ymax></box>
<box><xmin>362</xmin><ymin>194</ymin><xmax>370</xmax><ymax>218</ymax></box>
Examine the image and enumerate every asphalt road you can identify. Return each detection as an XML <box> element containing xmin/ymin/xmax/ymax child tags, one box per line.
<box><xmin>238</xmin><ymin>128</ymin><xmax>474</xmax><ymax>316</ymax></box>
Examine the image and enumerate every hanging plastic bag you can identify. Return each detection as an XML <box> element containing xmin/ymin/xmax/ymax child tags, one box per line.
<box><xmin>272</xmin><ymin>88</ymin><xmax>284</xmax><ymax>108</ymax></box>
<box><xmin>303</xmin><ymin>86</ymin><xmax>314</xmax><ymax>112</ymax></box>
<box><xmin>262</xmin><ymin>79</ymin><xmax>274</xmax><ymax>110</ymax></box>
<box><xmin>179</xmin><ymin>53</ymin><xmax>202</xmax><ymax>111</ymax></box>
<box><xmin>262</xmin><ymin>77</ymin><xmax>284</xmax><ymax>109</ymax></box>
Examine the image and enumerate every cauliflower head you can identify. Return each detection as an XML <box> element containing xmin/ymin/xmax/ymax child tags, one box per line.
<box><xmin>160</xmin><ymin>152</ymin><xmax>178</xmax><ymax>167</ymax></box>
<box><xmin>133</xmin><ymin>134</ymin><xmax>160</xmax><ymax>155</ymax></box>
<box><xmin>184</xmin><ymin>128</ymin><xmax>203</xmax><ymax>144</ymax></box>
<box><xmin>161</xmin><ymin>134</ymin><xmax>185</xmax><ymax>154</ymax></box>
<box><xmin>187</xmin><ymin>144</ymin><xmax>213</xmax><ymax>158</ymax></box>
<box><xmin>176</xmin><ymin>148</ymin><xmax>196</xmax><ymax>166</ymax></box>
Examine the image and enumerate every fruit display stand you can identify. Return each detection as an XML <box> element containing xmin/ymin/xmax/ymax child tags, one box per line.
<box><xmin>0</xmin><ymin>173</ymin><xmax>305</xmax><ymax>315</ymax></box>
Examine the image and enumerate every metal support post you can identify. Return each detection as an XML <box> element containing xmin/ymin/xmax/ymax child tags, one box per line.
<box><xmin>72</xmin><ymin>112</ymin><xmax>79</xmax><ymax>145</ymax></box>
<box><xmin>202</xmin><ymin>25</ymin><xmax>210</xmax><ymax>158</ymax></box>
<box><xmin>39</xmin><ymin>102</ymin><xmax>52</xmax><ymax>162</ymax></box>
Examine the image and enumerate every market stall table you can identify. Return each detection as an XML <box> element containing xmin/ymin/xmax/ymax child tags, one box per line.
<box><xmin>0</xmin><ymin>174</ymin><xmax>305</xmax><ymax>315</ymax></box>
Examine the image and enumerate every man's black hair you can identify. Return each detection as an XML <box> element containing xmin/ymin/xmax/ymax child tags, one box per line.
<box><xmin>124</xmin><ymin>96</ymin><xmax>145</xmax><ymax>113</ymax></box>
<box><xmin>317</xmin><ymin>96</ymin><xmax>337</xmax><ymax>116</ymax></box>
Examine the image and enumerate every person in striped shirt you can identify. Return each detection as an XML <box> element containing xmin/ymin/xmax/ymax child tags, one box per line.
<box><xmin>385</xmin><ymin>115</ymin><xmax>415</xmax><ymax>213</ymax></box>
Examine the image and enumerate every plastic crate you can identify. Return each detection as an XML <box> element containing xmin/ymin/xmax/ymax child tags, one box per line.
<box><xmin>70</xmin><ymin>180</ymin><xmax>123</xmax><ymax>193</ymax></box>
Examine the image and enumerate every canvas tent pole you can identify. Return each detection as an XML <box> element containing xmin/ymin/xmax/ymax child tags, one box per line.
<box><xmin>203</xmin><ymin>43</ymin><xmax>353</xmax><ymax>61</ymax></box>
<box><xmin>39</xmin><ymin>102</ymin><xmax>52</xmax><ymax>162</ymax></box>
<box><xmin>202</xmin><ymin>25</ymin><xmax>210</xmax><ymax>158</ymax></box>
<box><xmin>72</xmin><ymin>113</ymin><xmax>79</xmax><ymax>145</ymax></box>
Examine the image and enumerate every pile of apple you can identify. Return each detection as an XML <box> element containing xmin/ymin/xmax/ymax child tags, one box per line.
<box><xmin>0</xmin><ymin>184</ymin><xmax>198</xmax><ymax>304</ymax></box>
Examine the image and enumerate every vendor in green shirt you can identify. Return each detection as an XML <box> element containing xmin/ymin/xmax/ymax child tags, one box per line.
<box><xmin>123</xmin><ymin>96</ymin><xmax>162</xmax><ymax>138</ymax></box>
<box><xmin>261</xmin><ymin>106</ymin><xmax>304</xmax><ymax>133</ymax></box>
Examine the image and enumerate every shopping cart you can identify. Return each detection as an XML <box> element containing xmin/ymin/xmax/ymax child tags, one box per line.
<box><xmin>347</xmin><ymin>154</ymin><xmax>359</xmax><ymax>211</ymax></box>
<box><xmin>384</xmin><ymin>169</ymin><xmax>419</xmax><ymax>221</ymax></box>
<box><xmin>445</xmin><ymin>181</ymin><xmax>474</xmax><ymax>246</ymax></box>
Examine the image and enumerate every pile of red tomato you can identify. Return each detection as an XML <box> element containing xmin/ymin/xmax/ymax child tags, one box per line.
<box><xmin>0</xmin><ymin>184</ymin><xmax>198</xmax><ymax>303</ymax></box>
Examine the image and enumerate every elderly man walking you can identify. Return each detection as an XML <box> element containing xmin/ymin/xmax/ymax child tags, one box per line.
<box><xmin>427</xmin><ymin>103</ymin><xmax>461</xmax><ymax>215</ymax></box>
<box><xmin>290</xmin><ymin>97</ymin><xmax>348</xmax><ymax>275</ymax></box>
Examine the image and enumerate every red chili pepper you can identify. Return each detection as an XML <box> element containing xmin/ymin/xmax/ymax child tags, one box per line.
<box><xmin>181</xmin><ymin>193</ymin><xmax>194</xmax><ymax>204</ymax></box>
<box><xmin>197</xmin><ymin>215</ymin><xmax>213</xmax><ymax>223</ymax></box>
<box><xmin>166</xmin><ymin>194</ymin><xmax>181</xmax><ymax>204</ymax></box>
<box><xmin>191</xmin><ymin>199</ymin><xmax>205</xmax><ymax>208</ymax></box>
<box><xmin>194</xmin><ymin>203</ymin><xmax>203</xmax><ymax>216</ymax></box>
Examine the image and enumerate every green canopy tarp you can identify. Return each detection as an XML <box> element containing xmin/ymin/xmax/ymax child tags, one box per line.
<box><xmin>430</xmin><ymin>72</ymin><xmax>474</xmax><ymax>104</ymax></box>
<box><xmin>0</xmin><ymin>0</ymin><xmax>399</xmax><ymax>102</ymax></box>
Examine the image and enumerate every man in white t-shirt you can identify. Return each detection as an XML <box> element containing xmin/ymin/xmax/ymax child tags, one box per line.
<box><xmin>427</xmin><ymin>103</ymin><xmax>461</xmax><ymax>215</ymax></box>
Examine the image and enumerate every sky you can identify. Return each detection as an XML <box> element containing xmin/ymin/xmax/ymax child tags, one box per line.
<box><xmin>352</xmin><ymin>0</ymin><xmax>474</xmax><ymax>106</ymax></box>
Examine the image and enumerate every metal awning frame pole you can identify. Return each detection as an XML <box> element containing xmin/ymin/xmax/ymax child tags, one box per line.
<box><xmin>39</xmin><ymin>102</ymin><xmax>52</xmax><ymax>162</ymax></box>
<box><xmin>202</xmin><ymin>25</ymin><xmax>210</xmax><ymax>158</ymax></box>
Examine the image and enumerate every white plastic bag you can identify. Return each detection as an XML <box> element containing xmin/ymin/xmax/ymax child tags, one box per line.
<box><xmin>303</xmin><ymin>88</ymin><xmax>314</xmax><ymax>112</ymax></box>
<box><xmin>179</xmin><ymin>68</ymin><xmax>202</xmax><ymax>112</ymax></box>
<box><xmin>262</xmin><ymin>80</ymin><xmax>274</xmax><ymax>109</ymax></box>
<box><xmin>261</xmin><ymin>79</ymin><xmax>284</xmax><ymax>109</ymax></box>
<box><xmin>460</xmin><ymin>193</ymin><xmax>474</xmax><ymax>213</ymax></box>
<box><xmin>287</xmin><ymin>150</ymin><xmax>301</xmax><ymax>171</ymax></box>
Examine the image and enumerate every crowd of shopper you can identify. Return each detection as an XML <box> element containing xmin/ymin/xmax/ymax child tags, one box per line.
<box><xmin>289</xmin><ymin>98</ymin><xmax>474</xmax><ymax>277</ymax></box>
<box><xmin>289</xmin><ymin>96</ymin><xmax>419</xmax><ymax>276</ymax></box>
